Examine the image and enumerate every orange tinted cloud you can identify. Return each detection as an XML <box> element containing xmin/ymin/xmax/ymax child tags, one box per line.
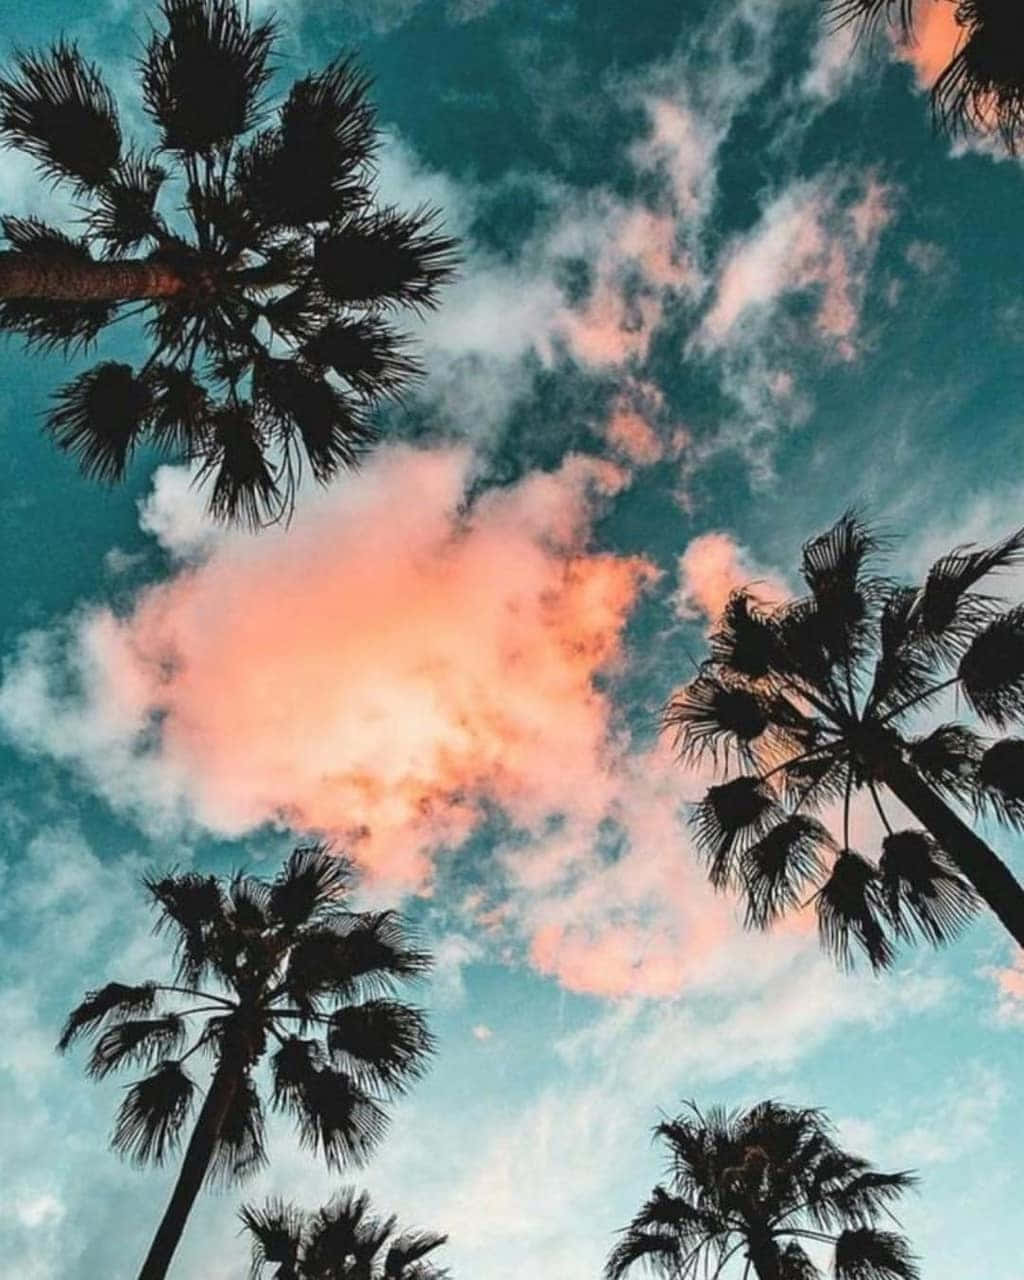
<box><xmin>63</xmin><ymin>448</ymin><xmax>656</xmax><ymax>889</ymax></box>
<box><xmin>674</xmin><ymin>530</ymin><xmax>790</xmax><ymax>628</ymax></box>
<box><xmin>893</xmin><ymin>2</ymin><xmax>962</xmax><ymax>88</ymax></box>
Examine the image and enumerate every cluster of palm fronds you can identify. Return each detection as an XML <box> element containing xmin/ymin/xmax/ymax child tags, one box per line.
<box><xmin>241</xmin><ymin>1188</ymin><xmax>449</xmax><ymax>1280</ymax></box>
<box><xmin>0</xmin><ymin>0</ymin><xmax>457</xmax><ymax>525</ymax></box>
<box><xmin>826</xmin><ymin>0</ymin><xmax>1024</xmax><ymax>152</ymax></box>
<box><xmin>668</xmin><ymin>514</ymin><xmax>1024</xmax><ymax>969</ymax></box>
<box><xmin>608</xmin><ymin>1100</ymin><xmax>919</xmax><ymax>1280</ymax></box>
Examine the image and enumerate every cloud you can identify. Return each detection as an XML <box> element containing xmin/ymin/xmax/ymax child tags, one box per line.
<box><xmin>0</xmin><ymin>446</ymin><xmax>655</xmax><ymax>894</ymax></box>
<box><xmin>674</xmin><ymin>530</ymin><xmax>790</xmax><ymax>627</ymax></box>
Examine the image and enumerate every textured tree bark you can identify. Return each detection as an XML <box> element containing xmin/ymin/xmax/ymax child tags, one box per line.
<box><xmin>0</xmin><ymin>253</ymin><xmax>188</xmax><ymax>301</ymax></box>
<box><xmin>135</xmin><ymin>1060</ymin><xmax>239</xmax><ymax>1280</ymax></box>
<box><xmin>880</xmin><ymin>754</ymin><xmax>1024</xmax><ymax>949</ymax></box>
<box><xmin>746</xmin><ymin>1237</ymin><xmax>783</xmax><ymax>1280</ymax></box>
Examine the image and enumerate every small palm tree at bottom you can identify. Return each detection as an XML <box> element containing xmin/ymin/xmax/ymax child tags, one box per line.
<box><xmin>608</xmin><ymin>1100</ymin><xmax>919</xmax><ymax>1280</ymax></box>
<box><xmin>57</xmin><ymin>845</ymin><xmax>434</xmax><ymax>1280</ymax></box>
<box><xmin>241</xmin><ymin>1187</ymin><xmax>449</xmax><ymax>1279</ymax></box>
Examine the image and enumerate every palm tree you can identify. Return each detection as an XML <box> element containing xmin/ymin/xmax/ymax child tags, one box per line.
<box><xmin>57</xmin><ymin>844</ymin><xmax>435</xmax><ymax>1280</ymax></box>
<box><xmin>825</xmin><ymin>0</ymin><xmax>1024</xmax><ymax>153</ymax></box>
<box><xmin>608</xmin><ymin>1099</ymin><xmax>919</xmax><ymax>1280</ymax></box>
<box><xmin>0</xmin><ymin>0</ymin><xmax>457</xmax><ymax>526</ymax></box>
<box><xmin>240</xmin><ymin>1187</ymin><xmax>449</xmax><ymax>1279</ymax></box>
<box><xmin>666</xmin><ymin>513</ymin><xmax>1024</xmax><ymax>968</ymax></box>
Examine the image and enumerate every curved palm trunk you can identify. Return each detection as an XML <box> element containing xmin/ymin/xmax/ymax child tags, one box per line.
<box><xmin>136</xmin><ymin>1059</ymin><xmax>239</xmax><ymax>1280</ymax></box>
<box><xmin>0</xmin><ymin>252</ymin><xmax>188</xmax><ymax>301</ymax></box>
<box><xmin>880</xmin><ymin>754</ymin><xmax>1024</xmax><ymax>949</ymax></box>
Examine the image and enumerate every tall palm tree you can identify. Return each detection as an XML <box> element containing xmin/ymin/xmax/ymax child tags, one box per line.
<box><xmin>240</xmin><ymin>1187</ymin><xmax>449</xmax><ymax>1279</ymax></box>
<box><xmin>825</xmin><ymin>0</ymin><xmax>1024</xmax><ymax>153</ymax></box>
<box><xmin>666</xmin><ymin>513</ymin><xmax>1024</xmax><ymax>968</ymax></box>
<box><xmin>57</xmin><ymin>844</ymin><xmax>434</xmax><ymax>1280</ymax></box>
<box><xmin>0</xmin><ymin>0</ymin><xmax>457</xmax><ymax>525</ymax></box>
<box><xmin>608</xmin><ymin>1100</ymin><xmax>919</xmax><ymax>1280</ymax></box>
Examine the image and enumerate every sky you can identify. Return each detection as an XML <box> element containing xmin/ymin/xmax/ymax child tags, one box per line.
<box><xmin>1</xmin><ymin>0</ymin><xmax>1023</xmax><ymax>1277</ymax></box>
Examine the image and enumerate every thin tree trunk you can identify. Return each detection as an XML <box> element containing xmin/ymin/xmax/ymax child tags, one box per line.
<box><xmin>746</xmin><ymin>1238</ymin><xmax>783</xmax><ymax>1280</ymax></box>
<box><xmin>135</xmin><ymin>1059</ymin><xmax>238</xmax><ymax>1280</ymax></box>
<box><xmin>880</xmin><ymin>754</ymin><xmax>1024</xmax><ymax>949</ymax></box>
<box><xmin>0</xmin><ymin>253</ymin><xmax>188</xmax><ymax>301</ymax></box>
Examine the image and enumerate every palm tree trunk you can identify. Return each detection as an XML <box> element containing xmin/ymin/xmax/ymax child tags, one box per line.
<box><xmin>746</xmin><ymin>1238</ymin><xmax>782</xmax><ymax>1280</ymax></box>
<box><xmin>135</xmin><ymin>1059</ymin><xmax>239</xmax><ymax>1280</ymax></box>
<box><xmin>880</xmin><ymin>754</ymin><xmax>1024</xmax><ymax>948</ymax></box>
<box><xmin>0</xmin><ymin>252</ymin><xmax>188</xmax><ymax>301</ymax></box>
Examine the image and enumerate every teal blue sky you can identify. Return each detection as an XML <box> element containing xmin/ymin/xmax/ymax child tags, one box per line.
<box><xmin>1</xmin><ymin>1</ymin><xmax>1023</xmax><ymax>1278</ymax></box>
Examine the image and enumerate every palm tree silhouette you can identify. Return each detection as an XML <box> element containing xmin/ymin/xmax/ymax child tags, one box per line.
<box><xmin>240</xmin><ymin>1187</ymin><xmax>449</xmax><ymax>1279</ymax></box>
<box><xmin>0</xmin><ymin>0</ymin><xmax>457</xmax><ymax>525</ymax></box>
<box><xmin>825</xmin><ymin>0</ymin><xmax>1024</xmax><ymax>153</ymax></box>
<box><xmin>608</xmin><ymin>1099</ymin><xmax>919</xmax><ymax>1280</ymax></box>
<box><xmin>667</xmin><ymin>513</ymin><xmax>1024</xmax><ymax>968</ymax></box>
<box><xmin>57</xmin><ymin>845</ymin><xmax>434</xmax><ymax>1280</ymax></box>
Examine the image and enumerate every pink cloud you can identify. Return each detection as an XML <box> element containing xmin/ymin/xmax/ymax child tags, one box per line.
<box><xmin>892</xmin><ymin>2</ymin><xmax>962</xmax><ymax>89</ymax></box>
<box><xmin>674</xmin><ymin>530</ymin><xmax>790</xmax><ymax>628</ymax></box>
<box><xmin>3</xmin><ymin>447</ymin><xmax>655</xmax><ymax>892</ymax></box>
<box><xmin>605</xmin><ymin>407</ymin><xmax>664</xmax><ymax>466</ymax></box>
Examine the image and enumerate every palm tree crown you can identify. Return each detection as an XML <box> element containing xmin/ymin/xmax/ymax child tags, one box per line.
<box><xmin>608</xmin><ymin>1100</ymin><xmax>919</xmax><ymax>1280</ymax></box>
<box><xmin>667</xmin><ymin>513</ymin><xmax>1024</xmax><ymax>968</ymax></box>
<box><xmin>241</xmin><ymin>1187</ymin><xmax>449</xmax><ymax>1280</ymax></box>
<box><xmin>0</xmin><ymin>0</ymin><xmax>458</xmax><ymax>525</ymax></box>
<box><xmin>58</xmin><ymin>844</ymin><xmax>434</xmax><ymax>1280</ymax></box>
<box><xmin>824</xmin><ymin>0</ymin><xmax>1024</xmax><ymax>153</ymax></box>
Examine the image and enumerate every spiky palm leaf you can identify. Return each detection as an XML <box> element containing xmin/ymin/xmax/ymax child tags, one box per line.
<box><xmin>240</xmin><ymin>1199</ymin><xmax>305</xmax><ymax>1280</ymax></box>
<box><xmin>690</xmin><ymin>777</ymin><xmax>781</xmax><ymax>888</ymax></box>
<box><xmin>0</xmin><ymin>40</ymin><xmax>120</xmax><ymax>188</ymax></box>
<box><xmin>833</xmin><ymin>1228</ymin><xmax>919</xmax><ymax>1280</ymax></box>
<box><xmin>112</xmin><ymin>1060</ymin><xmax>195</xmax><ymax>1166</ymax></box>
<box><xmin>976</xmin><ymin>736</ymin><xmax>1024</xmax><ymax>825</ymax></box>
<box><xmin>931</xmin><ymin>2</ymin><xmax>1024</xmax><ymax>152</ymax></box>
<box><xmin>878</xmin><ymin>830</ymin><xmax>978</xmax><ymax>945</ymax></box>
<box><xmin>815</xmin><ymin>850</ymin><xmax>895</xmax><ymax>971</ymax></box>
<box><xmin>739</xmin><ymin>815</ymin><xmax>832</xmax><ymax>929</ymax></box>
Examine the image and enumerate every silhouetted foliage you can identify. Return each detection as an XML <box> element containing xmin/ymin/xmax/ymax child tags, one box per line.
<box><xmin>608</xmin><ymin>1099</ymin><xmax>919</xmax><ymax>1280</ymax></box>
<box><xmin>59</xmin><ymin>845</ymin><xmax>434</xmax><ymax>1280</ymax></box>
<box><xmin>822</xmin><ymin>0</ymin><xmax>1024</xmax><ymax>153</ymax></box>
<box><xmin>0</xmin><ymin>0</ymin><xmax>457</xmax><ymax>525</ymax></box>
<box><xmin>240</xmin><ymin>1187</ymin><xmax>449</xmax><ymax>1279</ymax></box>
<box><xmin>667</xmin><ymin>513</ymin><xmax>1024</xmax><ymax>967</ymax></box>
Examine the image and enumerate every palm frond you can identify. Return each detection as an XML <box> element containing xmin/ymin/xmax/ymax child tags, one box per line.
<box><xmin>197</xmin><ymin>405</ymin><xmax>280</xmax><ymax>528</ymax></box>
<box><xmin>58</xmin><ymin>981</ymin><xmax>157</xmax><ymax>1051</ymax></box>
<box><xmin>707</xmin><ymin>590</ymin><xmax>782</xmax><ymax>681</ymax></box>
<box><xmin>144</xmin><ymin>363</ymin><xmax>211</xmax><ymax>455</ymax></box>
<box><xmin>237</xmin><ymin>56</ymin><xmax>376</xmax><ymax>228</ymax></box>
<box><xmin>932</xmin><ymin>12</ymin><xmax>1024</xmax><ymax>153</ymax></box>
<box><xmin>305</xmin><ymin>1188</ymin><xmax>392</xmax><ymax>1273</ymax></box>
<box><xmin>384</xmin><ymin>1229</ymin><xmax>449</xmax><ymax>1278</ymax></box>
<box><xmin>976</xmin><ymin>736</ymin><xmax>1024</xmax><ymax>827</ymax></box>
<box><xmin>663</xmin><ymin>675</ymin><xmax>769</xmax><ymax>770</ymax></box>
<box><xmin>271</xmin><ymin>1036</ymin><xmax>389</xmax><ymax>1169</ymax></box>
<box><xmin>906</xmin><ymin>723</ymin><xmax>983</xmax><ymax>804</ymax></box>
<box><xmin>879</xmin><ymin>829</ymin><xmax>978</xmax><ymax>946</ymax></box>
<box><xmin>314</xmin><ymin>205</ymin><xmax>458</xmax><ymax>313</ymax></box>
<box><xmin>809</xmin><ymin>1170</ymin><xmax>918</xmax><ymax>1232</ymax></box>
<box><xmin>815</xmin><ymin>850</ymin><xmax>895</xmax><ymax>971</ymax></box>
<box><xmin>833</xmin><ymin>1228</ymin><xmax>919</xmax><ymax>1280</ymax></box>
<box><xmin>0</xmin><ymin>40</ymin><xmax>120</xmax><ymax>188</ymax></box>
<box><xmin>739</xmin><ymin>814</ymin><xmax>832</xmax><ymax>929</ymax></box>
<box><xmin>957</xmin><ymin>605</ymin><xmax>1024</xmax><ymax>726</ymax></box>
<box><xmin>867</xmin><ymin>587</ymin><xmax>938</xmax><ymax>718</ymax></box>
<box><xmin>799</xmin><ymin>512</ymin><xmax>882</xmax><ymax>651</ymax></box>
<box><xmin>822</xmin><ymin>0</ymin><xmax>914</xmax><ymax>39</ymax></box>
<box><xmin>690</xmin><ymin>777</ymin><xmax>781</xmax><ymax>888</ymax></box>
<box><xmin>325</xmin><ymin>1000</ymin><xmax>434</xmax><ymax>1096</ymax></box>
<box><xmin>268</xmin><ymin>844</ymin><xmax>356</xmax><ymax>929</ymax></box>
<box><xmin>918</xmin><ymin>526</ymin><xmax>1024</xmax><ymax>641</ymax></box>
<box><xmin>111</xmin><ymin>1059</ymin><xmax>195</xmax><ymax>1166</ymax></box>
<box><xmin>86</xmin><ymin>148</ymin><xmax>167</xmax><ymax>252</ymax></box>
<box><xmin>302</xmin><ymin>317</ymin><xmax>422</xmax><ymax>401</ymax></box>
<box><xmin>779</xmin><ymin>1241</ymin><xmax>821</xmax><ymax>1280</ymax></box>
<box><xmin>207</xmin><ymin>1071</ymin><xmax>267</xmax><ymax>1185</ymax></box>
<box><xmin>239</xmin><ymin>1198</ymin><xmax>305</xmax><ymax>1280</ymax></box>
<box><xmin>255</xmin><ymin>356</ymin><xmax>375</xmax><ymax>482</ymax></box>
<box><xmin>45</xmin><ymin>362</ymin><xmax>152</xmax><ymax>480</ymax></box>
<box><xmin>88</xmin><ymin>1014</ymin><xmax>186</xmax><ymax>1079</ymax></box>
<box><xmin>605</xmin><ymin>1227</ymin><xmax>686</xmax><ymax>1280</ymax></box>
<box><xmin>142</xmin><ymin>0</ymin><xmax>277</xmax><ymax>154</ymax></box>
<box><xmin>144</xmin><ymin>869</ymin><xmax>228</xmax><ymax>986</ymax></box>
